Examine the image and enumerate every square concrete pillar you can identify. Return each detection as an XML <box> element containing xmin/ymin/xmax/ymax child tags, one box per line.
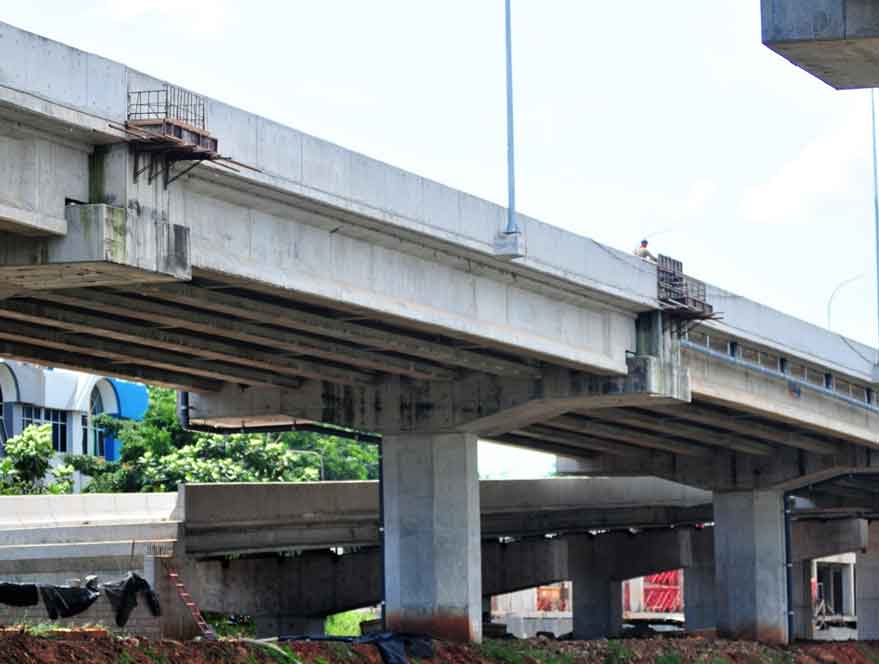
<box><xmin>684</xmin><ymin>527</ymin><xmax>716</xmax><ymax>632</ymax></box>
<box><xmin>790</xmin><ymin>561</ymin><xmax>815</xmax><ymax>640</ymax></box>
<box><xmin>382</xmin><ymin>433</ymin><xmax>482</xmax><ymax>642</ymax></box>
<box><xmin>856</xmin><ymin>523</ymin><xmax>879</xmax><ymax>639</ymax></box>
<box><xmin>569</xmin><ymin>535</ymin><xmax>623</xmax><ymax>639</ymax></box>
<box><xmin>684</xmin><ymin>567</ymin><xmax>716</xmax><ymax>632</ymax></box>
<box><xmin>713</xmin><ymin>490</ymin><xmax>788</xmax><ymax>643</ymax></box>
<box><xmin>842</xmin><ymin>562</ymin><xmax>855</xmax><ymax>616</ymax></box>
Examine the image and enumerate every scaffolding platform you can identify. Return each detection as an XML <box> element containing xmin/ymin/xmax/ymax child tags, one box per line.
<box><xmin>656</xmin><ymin>254</ymin><xmax>716</xmax><ymax>322</ymax></box>
<box><xmin>120</xmin><ymin>84</ymin><xmax>224</xmax><ymax>187</ymax></box>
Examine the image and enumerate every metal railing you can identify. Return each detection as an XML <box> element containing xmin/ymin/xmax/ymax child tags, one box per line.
<box><xmin>657</xmin><ymin>254</ymin><xmax>711</xmax><ymax>316</ymax></box>
<box><xmin>128</xmin><ymin>84</ymin><xmax>206</xmax><ymax>130</ymax></box>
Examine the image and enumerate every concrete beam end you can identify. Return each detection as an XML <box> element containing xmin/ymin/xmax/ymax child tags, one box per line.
<box><xmin>0</xmin><ymin>204</ymin><xmax>191</xmax><ymax>289</ymax></box>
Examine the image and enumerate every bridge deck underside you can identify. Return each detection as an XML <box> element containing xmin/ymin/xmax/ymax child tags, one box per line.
<box><xmin>0</xmin><ymin>269</ymin><xmax>544</xmax><ymax>392</ymax></box>
<box><xmin>497</xmin><ymin>399</ymin><xmax>850</xmax><ymax>461</ymax></box>
<box><xmin>0</xmin><ymin>267</ymin><xmax>875</xmax><ymax>494</ymax></box>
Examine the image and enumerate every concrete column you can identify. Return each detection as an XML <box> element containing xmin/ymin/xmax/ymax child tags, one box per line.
<box><xmin>790</xmin><ymin>561</ymin><xmax>814</xmax><ymax>640</ymax></box>
<box><xmin>684</xmin><ymin>568</ymin><xmax>716</xmax><ymax>631</ymax></box>
<box><xmin>842</xmin><ymin>562</ymin><xmax>854</xmax><ymax>616</ymax></box>
<box><xmin>856</xmin><ymin>523</ymin><xmax>879</xmax><ymax>639</ymax></box>
<box><xmin>684</xmin><ymin>527</ymin><xmax>715</xmax><ymax>632</ymax></box>
<box><xmin>713</xmin><ymin>490</ymin><xmax>788</xmax><ymax>643</ymax></box>
<box><xmin>569</xmin><ymin>535</ymin><xmax>623</xmax><ymax>639</ymax></box>
<box><xmin>382</xmin><ymin>432</ymin><xmax>481</xmax><ymax>642</ymax></box>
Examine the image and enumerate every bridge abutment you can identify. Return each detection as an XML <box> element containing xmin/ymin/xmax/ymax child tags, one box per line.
<box><xmin>381</xmin><ymin>432</ymin><xmax>482</xmax><ymax>642</ymax></box>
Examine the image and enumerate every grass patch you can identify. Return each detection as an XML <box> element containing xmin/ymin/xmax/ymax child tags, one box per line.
<box><xmin>655</xmin><ymin>653</ymin><xmax>683</xmax><ymax>664</ymax></box>
<box><xmin>604</xmin><ymin>640</ymin><xmax>633</xmax><ymax>664</ymax></box>
<box><xmin>477</xmin><ymin>639</ymin><xmax>576</xmax><ymax>664</ymax></box>
<box><xmin>324</xmin><ymin>609</ymin><xmax>375</xmax><ymax>637</ymax></box>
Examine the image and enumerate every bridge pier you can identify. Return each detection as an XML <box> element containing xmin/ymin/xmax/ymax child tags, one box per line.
<box><xmin>856</xmin><ymin>523</ymin><xmax>879</xmax><ymax>639</ymax></box>
<box><xmin>381</xmin><ymin>433</ymin><xmax>482</xmax><ymax>642</ymax></box>
<box><xmin>713</xmin><ymin>490</ymin><xmax>788</xmax><ymax>643</ymax></box>
<box><xmin>684</xmin><ymin>528</ymin><xmax>716</xmax><ymax>632</ymax></box>
<box><xmin>568</xmin><ymin>534</ymin><xmax>623</xmax><ymax>639</ymax></box>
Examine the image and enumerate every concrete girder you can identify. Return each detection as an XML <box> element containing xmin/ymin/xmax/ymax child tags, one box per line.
<box><xmin>492</xmin><ymin>433</ymin><xmax>604</xmax><ymax>461</ymax></box>
<box><xmin>685</xmin><ymin>349</ymin><xmax>879</xmax><ymax>449</ymax></box>
<box><xmin>139</xmin><ymin>282</ymin><xmax>541</xmax><ymax>379</ymax></box>
<box><xmin>186</xmin><ymin>356</ymin><xmax>687</xmax><ymax>436</ymax></box>
<box><xmin>509</xmin><ymin>425</ymin><xmax>653</xmax><ymax>458</ymax></box>
<box><xmin>438</xmin><ymin>353</ymin><xmax>688</xmax><ymax>436</ymax></box>
<box><xmin>587</xmin><ymin>408</ymin><xmax>776</xmax><ymax>457</ymax></box>
<box><xmin>558</xmin><ymin>436</ymin><xmax>873</xmax><ymax>492</ymax></box>
<box><xmin>645</xmin><ymin>403</ymin><xmax>841</xmax><ymax>456</ymax></box>
<box><xmin>547</xmin><ymin>414</ymin><xmax>712</xmax><ymax>458</ymax></box>
<box><xmin>0</xmin><ymin>204</ymin><xmax>190</xmax><ymax>289</ymax></box>
<box><xmin>0</xmin><ymin>338</ymin><xmax>220</xmax><ymax>392</ymax></box>
<box><xmin>791</xmin><ymin>518</ymin><xmax>868</xmax><ymax>561</ymax></box>
<box><xmin>178</xmin><ymin>479</ymin><xmax>711</xmax><ymax>557</ymax></box>
<box><xmin>0</xmin><ymin>299</ymin><xmax>376</xmax><ymax>386</ymax></box>
<box><xmin>0</xmin><ymin>317</ymin><xmax>304</xmax><ymax>390</ymax></box>
<box><xmin>34</xmin><ymin>289</ymin><xmax>455</xmax><ymax>381</ymax></box>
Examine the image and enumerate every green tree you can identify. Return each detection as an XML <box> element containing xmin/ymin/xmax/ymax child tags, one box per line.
<box><xmin>65</xmin><ymin>387</ymin><xmax>379</xmax><ymax>492</ymax></box>
<box><xmin>0</xmin><ymin>424</ymin><xmax>73</xmax><ymax>495</ymax></box>
<box><xmin>278</xmin><ymin>431</ymin><xmax>379</xmax><ymax>481</ymax></box>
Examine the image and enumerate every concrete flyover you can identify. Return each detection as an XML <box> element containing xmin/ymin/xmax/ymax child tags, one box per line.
<box><xmin>0</xmin><ymin>478</ymin><xmax>712</xmax><ymax>637</ymax></box>
<box><xmin>0</xmin><ymin>481</ymin><xmax>869</xmax><ymax>640</ymax></box>
<box><xmin>1</xmin><ymin>20</ymin><xmax>878</xmax><ymax>643</ymax></box>
<box><xmin>761</xmin><ymin>0</ymin><xmax>879</xmax><ymax>89</ymax></box>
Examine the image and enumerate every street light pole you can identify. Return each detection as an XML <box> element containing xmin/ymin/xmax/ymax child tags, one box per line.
<box><xmin>871</xmin><ymin>90</ymin><xmax>879</xmax><ymax>363</ymax></box>
<box><xmin>503</xmin><ymin>0</ymin><xmax>519</xmax><ymax>236</ymax></box>
<box><xmin>827</xmin><ymin>274</ymin><xmax>864</xmax><ymax>331</ymax></box>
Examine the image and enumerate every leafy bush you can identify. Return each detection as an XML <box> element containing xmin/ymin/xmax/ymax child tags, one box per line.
<box><xmin>0</xmin><ymin>424</ymin><xmax>72</xmax><ymax>495</ymax></box>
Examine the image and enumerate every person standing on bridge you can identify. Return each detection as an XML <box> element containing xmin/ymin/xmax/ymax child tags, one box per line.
<box><xmin>634</xmin><ymin>239</ymin><xmax>657</xmax><ymax>262</ymax></box>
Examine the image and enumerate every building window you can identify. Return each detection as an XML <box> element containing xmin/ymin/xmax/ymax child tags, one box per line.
<box><xmin>21</xmin><ymin>406</ymin><xmax>68</xmax><ymax>453</ymax></box>
<box><xmin>83</xmin><ymin>389</ymin><xmax>106</xmax><ymax>457</ymax></box>
<box><xmin>0</xmin><ymin>385</ymin><xmax>4</xmax><ymax>441</ymax></box>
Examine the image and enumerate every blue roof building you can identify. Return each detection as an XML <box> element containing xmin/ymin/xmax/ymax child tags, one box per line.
<box><xmin>0</xmin><ymin>360</ymin><xmax>149</xmax><ymax>465</ymax></box>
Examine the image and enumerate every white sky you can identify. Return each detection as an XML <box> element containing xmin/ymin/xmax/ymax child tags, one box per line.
<box><xmin>4</xmin><ymin>1</ymin><xmax>878</xmax><ymax>477</ymax></box>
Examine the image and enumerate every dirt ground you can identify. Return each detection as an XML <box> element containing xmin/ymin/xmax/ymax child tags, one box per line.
<box><xmin>1</xmin><ymin>631</ymin><xmax>879</xmax><ymax>663</ymax></box>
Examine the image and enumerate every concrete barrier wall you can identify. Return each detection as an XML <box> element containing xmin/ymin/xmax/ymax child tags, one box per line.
<box><xmin>0</xmin><ymin>492</ymin><xmax>179</xmax><ymax>528</ymax></box>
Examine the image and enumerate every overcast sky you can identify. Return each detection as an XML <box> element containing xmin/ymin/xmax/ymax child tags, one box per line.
<box><xmin>4</xmin><ymin>1</ymin><xmax>877</xmax><ymax>476</ymax></box>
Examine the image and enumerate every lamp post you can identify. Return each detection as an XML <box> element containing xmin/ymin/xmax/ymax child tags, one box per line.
<box><xmin>871</xmin><ymin>90</ymin><xmax>879</xmax><ymax>364</ymax></box>
<box><xmin>827</xmin><ymin>274</ymin><xmax>864</xmax><ymax>331</ymax></box>
<box><xmin>503</xmin><ymin>0</ymin><xmax>519</xmax><ymax>236</ymax></box>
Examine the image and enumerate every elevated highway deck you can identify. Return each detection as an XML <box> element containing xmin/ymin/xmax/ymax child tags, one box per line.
<box><xmin>0</xmin><ymin>20</ymin><xmax>878</xmax><ymax>643</ymax></box>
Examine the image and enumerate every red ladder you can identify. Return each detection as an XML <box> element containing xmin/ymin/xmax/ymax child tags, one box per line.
<box><xmin>165</xmin><ymin>565</ymin><xmax>217</xmax><ymax>640</ymax></box>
